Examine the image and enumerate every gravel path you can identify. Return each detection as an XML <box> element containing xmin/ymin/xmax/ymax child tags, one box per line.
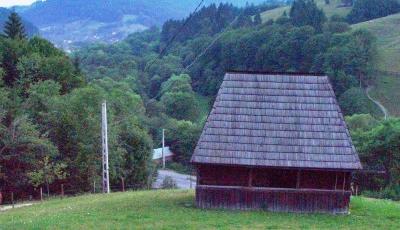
<box><xmin>366</xmin><ymin>87</ymin><xmax>389</xmax><ymax>120</ymax></box>
<box><xmin>153</xmin><ymin>170</ymin><xmax>196</xmax><ymax>189</ymax></box>
<box><xmin>0</xmin><ymin>203</ymin><xmax>34</xmax><ymax>212</ymax></box>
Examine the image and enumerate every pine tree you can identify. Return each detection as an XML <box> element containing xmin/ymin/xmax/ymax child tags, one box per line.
<box><xmin>254</xmin><ymin>13</ymin><xmax>262</xmax><ymax>25</ymax></box>
<box><xmin>4</xmin><ymin>12</ymin><xmax>26</xmax><ymax>40</ymax></box>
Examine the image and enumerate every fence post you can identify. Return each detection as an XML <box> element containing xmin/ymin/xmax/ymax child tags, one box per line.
<box><xmin>40</xmin><ymin>187</ymin><xmax>43</xmax><ymax>201</ymax></box>
<box><xmin>93</xmin><ymin>181</ymin><xmax>96</xmax><ymax>193</ymax></box>
<box><xmin>61</xmin><ymin>184</ymin><xmax>64</xmax><ymax>199</ymax></box>
<box><xmin>121</xmin><ymin>178</ymin><xmax>125</xmax><ymax>192</ymax></box>
<box><xmin>11</xmin><ymin>192</ymin><xmax>14</xmax><ymax>208</ymax></box>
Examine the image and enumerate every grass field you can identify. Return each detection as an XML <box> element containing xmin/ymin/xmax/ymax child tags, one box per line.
<box><xmin>1</xmin><ymin>190</ymin><xmax>399</xmax><ymax>229</ymax></box>
<box><xmin>261</xmin><ymin>0</ymin><xmax>352</xmax><ymax>22</ymax></box>
<box><xmin>352</xmin><ymin>13</ymin><xmax>400</xmax><ymax>117</ymax></box>
<box><xmin>352</xmin><ymin>13</ymin><xmax>400</xmax><ymax>74</ymax></box>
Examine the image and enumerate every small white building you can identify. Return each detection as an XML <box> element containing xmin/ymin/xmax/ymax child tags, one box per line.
<box><xmin>152</xmin><ymin>147</ymin><xmax>174</xmax><ymax>161</ymax></box>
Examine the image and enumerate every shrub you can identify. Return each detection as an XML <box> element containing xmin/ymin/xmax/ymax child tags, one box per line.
<box><xmin>161</xmin><ymin>176</ymin><xmax>177</xmax><ymax>189</ymax></box>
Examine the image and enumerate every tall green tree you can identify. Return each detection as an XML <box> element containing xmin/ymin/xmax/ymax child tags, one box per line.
<box><xmin>3</xmin><ymin>12</ymin><xmax>26</xmax><ymax>40</ymax></box>
<box><xmin>289</xmin><ymin>0</ymin><xmax>326</xmax><ymax>32</ymax></box>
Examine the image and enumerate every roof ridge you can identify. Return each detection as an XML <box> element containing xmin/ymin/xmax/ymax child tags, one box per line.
<box><xmin>226</xmin><ymin>70</ymin><xmax>327</xmax><ymax>76</ymax></box>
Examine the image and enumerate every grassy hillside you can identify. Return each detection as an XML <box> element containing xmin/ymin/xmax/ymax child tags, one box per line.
<box><xmin>352</xmin><ymin>13</ymin><xmax>400</xmax><ymax>73</ymax></box>
<box><xmin>1</xmin><ymin>190</ymin><xmax>399</xmax><ymax>229</ymax></box>
<box><xmin>352</xmin><ymin>13</ymin><xmax>400</xmax><ymax>116</ymax></box>
<box><xmin>261</xmin><ymin>0</ymin><xmax>352</xmax><ymax>22</ymax></box>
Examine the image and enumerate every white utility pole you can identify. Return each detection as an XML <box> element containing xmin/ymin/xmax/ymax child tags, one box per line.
<box><xmin>162</xmin><ymin>129</ymin><xmax>165</xmax><ymax>169</ymax></box>
<box><xmin>102</xmin><ymin>101</ymin><xmax>110</xmax><ymax>194</ymax></box>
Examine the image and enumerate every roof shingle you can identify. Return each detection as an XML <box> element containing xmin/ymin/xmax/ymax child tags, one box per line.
<box><xmin>191</xmin><ymin>72</ymin><xmax>362</xmax><ymax>170</ymax></box>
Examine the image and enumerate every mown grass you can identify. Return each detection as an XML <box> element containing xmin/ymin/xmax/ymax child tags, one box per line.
<box><xmin>352</xmin><ymin>13</ymin><xmax>400</xmax><ymax>73</ymax></box>
<box><xmin>0</xmin><ymin>190</ymin><xmax>399</xmax><ymax>230</ymax></box>
<box><xmin>369</xmin><ymin>74</ymin><xmax>400</xmax><ymax>116</ymax></box>
<box><xmin>352</xmin><ymin>13</ymin><xmax>400</xmax><ymax>116</ymax></box>
<box><xmin>261</xmin><ymin>0</ymin><xmax>352</xmax><ymax>22</ymax></box>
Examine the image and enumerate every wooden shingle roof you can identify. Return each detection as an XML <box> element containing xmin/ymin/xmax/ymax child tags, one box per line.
<box><xmin>191</xmin><ymin>72</ymin><xmax>362</xmax><ymax>170</ymax></box>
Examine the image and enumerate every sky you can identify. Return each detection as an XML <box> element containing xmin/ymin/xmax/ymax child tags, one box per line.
<box><xmin>0</xmin><ymin>0</ymin><xmax>37</xmax><ymax>7</ymax></box>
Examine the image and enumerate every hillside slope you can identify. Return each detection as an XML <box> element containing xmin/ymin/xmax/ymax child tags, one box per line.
<box><xmin>261</xmin><ymin>0</ymin><xmax>352</xmax><ymax>21</ymax></box>
<box><xmin>352</xmin><ymin>13</ymin><xmax>400</xmax><ymax>116</ymax></box>
<box><xmin>18</xmin><ymin>0</ymin><xmax>275</xmax><ymax>50</ymax></box>
<box><xmin>0</xmin><ymin>190</ymin><xmax>399</xmax><ymax>229</ymax></box>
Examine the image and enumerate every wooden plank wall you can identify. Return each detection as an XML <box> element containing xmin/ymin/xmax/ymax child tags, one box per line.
<box><xmin>196</xmin><ymin>185</ymin><xmax>351</xmax><ymax>214</ymax></box>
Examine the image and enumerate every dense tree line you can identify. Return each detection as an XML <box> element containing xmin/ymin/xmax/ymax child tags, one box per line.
<box><xmin>0</xmin><ymin>13</ymin><xmax>155</xmax><ymax>201</ymax></box>
<box><xmin>347</xmin><ymin>115</ymin><xmax>400</xmax><ymax>200</ymax></box>
<box><xmin>347</xmin><ymin>0</ymin><xmax>400</xmax><ymax>23</ymax></box>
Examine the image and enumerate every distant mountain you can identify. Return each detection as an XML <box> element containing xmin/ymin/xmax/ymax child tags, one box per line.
<box><xmin>0</xmin><ymin>7</ymin><xmax>39</xmax><ymax>37</ymax></box>
<box><xmin>17</xmin><ymin>0</ymin><xmax>283</xmax><ymax>50</ymax></box>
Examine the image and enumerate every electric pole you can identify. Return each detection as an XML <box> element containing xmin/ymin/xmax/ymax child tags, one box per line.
<box><xmin>162</xmin><ymin>129</ymin><xmax>165</xmax><ymax>169</ymax></box>
<box><xmin>102</xmin><ymin>101</ymin><xmax>110</xmax><ymax>194</ymax></box>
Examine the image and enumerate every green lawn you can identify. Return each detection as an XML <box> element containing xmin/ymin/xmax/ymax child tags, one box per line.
<box><xmin>352</xmin><ymin>13</ymin><xmax>400</xmax><ymax>117</ymax></box>
<box><xmin>352</xmin><ymin>13</ymin><xmax>400</xmax><ymax>74</ymax></box>
<box><xmin>369</xmin><ymin>74</ymin><xmax>400</xmax><ymax>116</ymax></box>
<box><xmin>1</xmin><ymin>190</ymin><xmax>399</xmax><ymax>229</ymax></box>
<box><xmin>261</xmin><ymin>0</ymin><xmax>352</xmax><ymax>22</ymax></box>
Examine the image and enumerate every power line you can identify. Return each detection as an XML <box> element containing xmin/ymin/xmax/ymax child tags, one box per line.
<box><xmin>183</xmin><ymin>12</ymin><xmax>243</xmax><ymax>72</ymax></box>
<box><xmin>145</xmin><ymin>0</ymin><xmax>206</xmax><ymax>72</ymax></box>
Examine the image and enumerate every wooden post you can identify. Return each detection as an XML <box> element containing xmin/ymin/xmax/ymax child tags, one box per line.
<box><xmin>334</xmin><ymin>172</ymin><xmax>338</xmax><ymax>190</ymax></box>
<box><xmin>248</xmin><ymin>168</ymin><xmax>253</xmax><ymax>187</ymax></box>
<box><xmin>93</xmin><ymin>181</ymin><xmax>96</xmax><ymax>193</ymax></box>
<box><xmin>355</xmin><ymin>185</ymin><xmax>358</xmax><ymax>196</ymax></box>
<box><xmin>296</xmin><ymin>170</ymin><xmax>301</xmax><ymax>189</ymax></box>
<box><xmin>121</xmin><ymin>177</ymin><xmax>125</xmax><ymax>192</ymax></box>
<box><xmin>190</xmin><ymin>170</ymin><xmax>193</xmax><ymax>189</ymax></box>
<box><xmin>11</xmin><ymin>192</ymin><xmax>14</xmax><ymax>208</ymax></box>
<box><xmin>162</xmin><ymin>129</ymin><xmax>165</xmax><ymax>169</ymax></box>
<box><xmin>342</xmin><ymin>172</ymin><xmax>346</xmax><ymax>191</ymax></box>
<box><xmin>61</xmin><ymin>184</ymin><xmax>64</xmax><ymax>199</ymax></box>
<box><xmin>40</xmin><ymin>187</ymin><xmax>43</xmax><ymax>201</ymax></box>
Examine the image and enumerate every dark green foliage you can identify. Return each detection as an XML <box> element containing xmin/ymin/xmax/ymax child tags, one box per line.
<box><xmin>351</xmin><ymin>118</ymin><xmax>400</xmax><ymax>199</ymax></box>
<box><xmin>289</xmin><ymin>0</ymin><xmax>327</xmax><ymax>32</ymax></box>
<box><xmin>345</xmin><ymin>113</ymin><xmax>379</xmax><ymax>131</ymax></box>
<box><xmin>347</xmin><ymin>0</ymin><xmax>400</xmax><ymax>24</ymax></box>
<box><xmin>338</xmin><ymin>87</ymin><xmax>379</xmax><ymax>116</ymax></box>
<box><xmin>254</xmin><ymin>13</ymin><xmax>262</xmax><ymax>25</ymax></box>
<box><xmin>3</xmin><ymin>12</ymin><xmax>26</xmax><ymax>40</ymax></box>
<box><xmin>0</xmin><ymin>34</ymin><xmax>155</xmax><ymax>200</ymax></box>
<box><xmin>165</xmin><ymin>119</ymin><xmax>201</xmax><ymax>165</ymax></box>
<box><xmin>161</xmin><ymin>92</ymin><xmax>199</xmax><ymax>121</ymax></box>
<box><xmin>0</xmin><ymin>8</ymin><xmax>38</xmax><ymax>38</ymax></box>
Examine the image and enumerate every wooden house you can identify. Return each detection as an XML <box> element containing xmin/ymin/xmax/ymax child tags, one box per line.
<box><xmin>191</xmin><ymin>72</ymin><xmax>362</xmax><ymax>214</ymax></box>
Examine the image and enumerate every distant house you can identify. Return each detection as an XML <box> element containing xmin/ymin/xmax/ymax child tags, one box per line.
<box><xmin>191</xmin><ymin>72</ymin><xmax>362</xmax><ymax>214</ymax></box>
<box><xmin>153</xmin><ymin>147</ymin><xmax>174</xmax><ymax>162</ymax></box>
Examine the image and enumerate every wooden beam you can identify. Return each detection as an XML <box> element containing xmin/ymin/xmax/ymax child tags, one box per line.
<box><xmin>248</xmin><ymin>168</ymin><xmax>253</xmax><ymax>187</ymax></box>
<box><xmin>296</xmin><ymin>170</ymin><xmax>301</xmax><ymax>189</ymax></box>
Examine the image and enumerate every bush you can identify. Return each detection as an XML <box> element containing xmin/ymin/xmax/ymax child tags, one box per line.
<box><xmin>363</xmin><ymin>185</ymin><xmax>400</xmax><ymax>201</ymax></box>
<box><xmin>339</xmin><ymin>87</ymin><xmax>381</xmax><ymax>116</ymax></box>
<box><xmin>161</xmin><ymin>176</ymin><xmax>177</xmax><ymax>189</ymax></box>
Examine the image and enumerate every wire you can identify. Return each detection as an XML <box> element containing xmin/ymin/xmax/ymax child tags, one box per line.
<box><xmin>145</xmin><ymin>0</ymin><xmax>206</xmax><ymax>72</ymax></box>
<box><xmin>183</xmin><ymin>11</ymin><xmax>243</xmax><ymax>72</ymax></box>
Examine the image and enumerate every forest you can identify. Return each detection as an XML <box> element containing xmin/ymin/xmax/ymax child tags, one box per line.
<box><xmin>1</xmin><ymin>0</ymin><xmax>400</xmax><ymax>201</ymax></box>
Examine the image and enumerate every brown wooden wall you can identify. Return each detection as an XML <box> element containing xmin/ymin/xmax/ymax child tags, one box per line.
<box><xmin>195</xmin><ymin>164</ymin><xmax>353</xmax><ymax>213</ymax></box>
<box><xmin>196</xmin><ymin>185</ymin><xmax>351</xmax><ymax>214</ymax></box>
<box><xmin>197</xmin><ymin>165</ymin><xmax>351</xmax><ymax>190</ymax></box>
